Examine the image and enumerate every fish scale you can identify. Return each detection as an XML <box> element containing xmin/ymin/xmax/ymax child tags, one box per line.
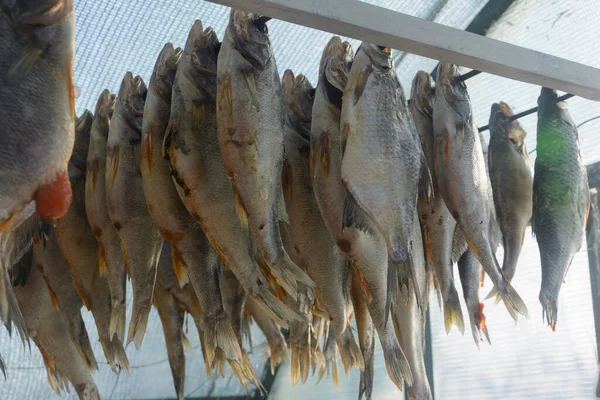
<box><xmin>533</xmin><ymin>87</ymin><xmax>590</xmax><ymax>330</ymax></box>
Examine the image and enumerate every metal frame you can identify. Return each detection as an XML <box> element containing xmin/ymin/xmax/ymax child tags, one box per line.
<box><xmin>206</xmin><ymin>0</ymin><xmax>600</xmax><ymax>100</ymax></box>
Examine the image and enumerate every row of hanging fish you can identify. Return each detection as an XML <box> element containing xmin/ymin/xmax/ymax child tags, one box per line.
<box><xmin>0</xmin><ymin>3</ymin><xmax>591</xmax><ymax>400</ymax></box>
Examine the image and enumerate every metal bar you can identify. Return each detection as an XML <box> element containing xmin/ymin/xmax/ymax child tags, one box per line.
<box><xmin>424</xmin><ymin>307</ymin><xmax>435</xmax><ymax>399</ymax></box>
<box><xmin>431</xmin><ymin>0</ymin><xmax>517</xmax><ymax>78</ymax></box>
<box><xmin>460</xmin><ymin>69</ymin><xmax>482</xmax><ymax>81</ymax></box>
<box><xmin>478</xmin><ymin>93</ymin><xmax>574</xmax><ymax>132</ymax></box>
<box><xmin>587</xmin><ymin>190</ymin><xmax>600</xmax><ymax>393</ymax></box>
<box><xmin>206</xmin><ymin>0</ymin><xmax>600</xmax><ymax>100</ymax></box>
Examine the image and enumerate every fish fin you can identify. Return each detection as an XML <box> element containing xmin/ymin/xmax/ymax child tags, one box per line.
<box><xmin>498</xmin><ymin>279</ymin><xmax>529</xmax><ymax>322</ymax></box>
<box><xmin>271</xmin><ymin>255</ymin><xmax>315</xmax><ymax>308</ymax></box>
<box><xmin>322</xmin><ymin>333</ymin><xmax>339</xmax><ymax>388</ymax></box>
<box><xmin>109</xmin><ymin>302</ymin><xmax>127</xmax><ymax>343</ymax></box>
<box><xmin>126</xmin><ymin>304</ymin><xmax>152</xmax><ymax>350</ymax></box>
<box><xmin>480</xmin><ymin>267</ymin><xmax>486</xmax><ymax>287</ymax></box>
<box><xmin>381</xmin><ymin>335</ymin><xmax>413</xmax><ymax>390</ymax></box>
<box><xmin>418</xmin><ymin>153</ymin><xmax>434</xmax><ymax>209</ymax></box>
<box><xmin>269</xmin><ymin>337</ymin><xmax>288</xmax><ymax>374</ymax></box>
<box><xmin>213</xmin><ymin>348</ymin><xmax>226</xmax><ymax>377</ymax></box>
<box><xmin>234</xmin><ymin>192</ymin><xmax>249</xmax><ymax>231</ymax></box>
<box><xmin>70</xmin><ymin>276</ymin><xmax>91</xmax><ymax>310</ymax></box>
<box><xmin>254</xmin><ymin>288</ymin><xmax>302</xmax><ymax>329</ymax></box>
<box><xmin>0</xmin><ymin>354</ymin><xmax>5</xmax><ymax>379</ymax></box>
<box><xmin>100</xmin><ymin>337</ymin><xmax>130</xmax><ymax>375</ymax></box>
<box><xmin>312</xmin><ymin>345</ymin><xmax>326</xmax><ymax>384</ymax></box>
<box><xmin>244</xmin><ymin>72</ymin><xmax>260</xmax><ymax>111</ymax></box>
<box><xmin>195</xmin><ymin>322</ymin><xmax>212</xmax><ymax>378</ymax></box>
<box><xmin>353</xmin><ymin>264</ymin><xmax>373</xmax><ymax>304</ymax></box>
<box><xmin>341</xmin><ymin>123</ymin><xmax>350</xmax><ymax>159</ymax></box>
<box><xmin>318</xmin><ymin>134</ymin><xmax>330</xmax><ymax>177</ymax></box>
<box><xmin>444</xmin><ymin>289</ymin><xmax>465</xmax><ymax>335</ymax></box>
<box><xmin>204</xmin><ymin>315</ymin><xmax>243</xmax><ymax>369</ymax></box>
<box><xmin>433</xmin><ymin>273</ymin><xmax>443</xmax><ymax>310</ymax></box>
<box><xmin>342</xmin><ymin>191</ymin><xmax>374</xmax><ymax>234</ymax></box>
<box><xmin>337</xmin><ymin>327</ymin><xmax>365</xmax><ymax>376</ymax></box>
<box><xmin>352</xmin><ymin>64</ymin><xmax>372</xmax><ymax>106</ymax></box>
<box><xmin>242</xmin><ymin>312</ymin><xmax>253</xmax><ymax>352</ymax></box>
<box><xmin>98</xmin><ymin>246</ymin><xmax>106</xmax><ymax>277</ymax></box>
<box><xmin>43</xmin><ymin>277</ymin><xmax>59</xmax><ymax>310</ymax></box>
<box><xmin>6</xmin><ymin>45</ymin><xmax>44</xmax><ymax>81</ymax></box>
<box><xmin>71</xmin><ymin>318</ymin><xmax>98</xmax><ymax>371</ymax></box>
<box><xmin>229</xmin><ymin>351</ymin><xmax>264</xmax><ymax>394</ymax></box>
<box><xmin>290</xmin><ymin>324</ymin><xmax>311</xmax><ymax>385</ymax></box>
<box><xmin>451</xmin><ymin>225</ymin><xmax>467</xmax><ymax>264</ymax></box>
<box><xmin>182</xmin><ymin>331</ymin><xmax>191</xmax><ymax>352</ymax></box>
<box><xmin>540</xmin><ymin>293</ymin><xmax>558</xmax><ymax>331</ymax></box>
<box><xmin>358</xmin><ymin>333</ymin><xmax>375</xmax><ymax>400</ymax></box>
<box><xmin>483</xmin><ymin>286</ymin><xmax>502</xmax><ymax>305</ymax></box>
<box><xmin>278</xmin><ymin>187</ymin><xmax>290</xmax><ymax>225</ymax></box>
<box><xmin>171</xmin><ymin>245</ymin><xmax>189</xmax><ymax>288</ymax></box>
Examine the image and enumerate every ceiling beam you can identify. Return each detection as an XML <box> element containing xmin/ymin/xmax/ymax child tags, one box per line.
<box><xmin>206</xmin><ymin>0</ymin><xmax>600</xmax><ymax>101</ymax></box>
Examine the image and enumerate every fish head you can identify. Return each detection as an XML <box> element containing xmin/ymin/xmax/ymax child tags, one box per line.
<box><xmin>489</xmin><ymin>102</ymin><xmax>527</xmax><ymax>153</ymax></box>
<box><xmin>69</xmin><ymin>110</ymin><xmax>92</xmax><ymax>179</ymax></box>
<box><xmin>410</xmin><ymin>71</ymin><xmax>435</xmax><ymax>118</ymax></box>
<box><xmin>184</xmin><ymin>20</ymin><xmax>221</xmax><ymax>100</ymax></box>
<box><xmin>73</xmin><ymin>110</ymin><xmax>93</xmax><ymax>155</ymax></box>
<box><xmin>117</xmin><ymin>72</ymin><xmax>147</xmax><ymax>133</ymax></box>
<box><xmin>229</xmin><ymin>9</ymin><xmax>272</xmax><ymax>69</ymax></box>
<box><xmin>186</xmin><ymin>20</ymin><xmax>221</xmax><ymax>76</ymax></box>
<box><xmin>361</xmin><ymin>43</ymin><xmax>394</xmax><ymax>71</ymax></box>
<box><xmin>93</xmin><ymin>89</ymin><xmax>116</xmax><ymax>138</ymax></box>
<box><xmin>7</xmin><ymin>0</ymin><xmax>74</xmax><ymax>31</ymax></box>
<box><xmin>537</xmin><ymin>87</ymin><xmax>576</xmax><ymax>127</ymax></box>
<box><xmin>282</xmin><ymin>70</ymin><xmax>314</xmax><ymax>139</ymax></box>
<box><xmin>151</xmin><ymin>43</ymin><xmax>182</xmax><ymax>98</ymax></box>
<box><xmin>437</xmin><ymin>62</ymin><xmax>471</xmax><ymax>121</ymax></box>
<box><xmin>319</xmin><ymin>36</ymin><xmax>353</xmax><ymax>93</ymax></box>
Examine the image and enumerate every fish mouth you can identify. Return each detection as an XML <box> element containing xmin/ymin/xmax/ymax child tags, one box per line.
<box><xmin>410</xmin><ymin>71</ymin><xmax>435</xmax><ymax>116</ymax></box>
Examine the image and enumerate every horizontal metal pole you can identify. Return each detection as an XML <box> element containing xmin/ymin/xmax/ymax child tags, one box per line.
<box><xmin>206</xmin><ymin>0</ymin><xmax>600</xmax><ymax>101</ymax></box>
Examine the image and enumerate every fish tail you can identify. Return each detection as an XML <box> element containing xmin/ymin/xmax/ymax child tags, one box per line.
<box><xmin>194</xmin><ymin>320</ymin><xmax>212</xmax><ymax>378</ymax></box>
<box><xmin>323</xmin><ymin>332</ymin><xmax>339</xmax><ymax>388</ymax></box>
<box><xmin>289</xmin><ymin>322</ymin><xmax>311</xmax><ymax>385</ymax></box>
<box><xmin>381</xmin><ymin>334</ymin><xmax>413</xmax><ymax>390</ymax></box>
<box><xmin>228</xmin><ymin>351</ymin><xmax>264</xmax><ymax>393</ymax></box>
<box><xmin>254</xmin><ymin>286</ymin><xmax>303</xmax><ymax>329</ymax></box>
<box><xmin>312</xmin><ymin>344</ymin><xmax>326</xmax><ymax>384</ymax></box>
<box><xmin>539</xmin><ymin>292</ymin><xmax>558</xmax><ymax>331</ymax></box>
<box><xmin>204</xmin><ymin>315</ymin><xmax>243</xmax><ymax>369</ymax></box>
<box><xmin>269</xmin><ymin>336</ymin><xmax>288</xmax><ymax>374</ymax></box>
<box><xmin>213</xmin><ymin>348</ymin><xmax>226</xmax><ymax>377</ymax></box>
<box><xmin>109</xmin><ymin>302</ymin><xmax>127</xmax><ymax>343</ymax></box>
<box><xmin>443</xmin><ymin>289</ymin><xmax>465</xmax><ymax>335</ymax></box>
<box><xmin>499</xmin><ymin>280</ymin><xmax>529</xmax><ymax>322</ymax></box>
<box><xmin>270</xmin><ymin>254</ymin><xmax>315</xmax><ymax>307</ymax></box>
<box><xmin>483</xmin><ymin>286</ymin><xmax>502</xmax><ymax>305</ymax></box>
<box><xmin>100</xmin><ymin>336</ymin><xmax>130</xmax><ymax>375</ymax></box>
<box><xmin>126</xmin><ymin>304</ymin><xmax>152</xmax><ymax>350</ymax></box>
<box><xmin>336</xmin><ymin>327</ymin><xmax>364</xmax><ymax>375</ymax></box>
<box><xmin>73</xmin><ymin>328</ymin><xmax>98</xmax><ymax>371</ymax></box>
<box><xmin>358</xmin><ymin>333</ymin><xmax>375</xmax><ymax>400</ymax></box>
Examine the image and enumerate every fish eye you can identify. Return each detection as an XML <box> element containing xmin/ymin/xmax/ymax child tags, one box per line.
<box><xmin>254</xmin><ymin>17</ymin><xmax>269</xmax><ymax>34</ymax></box>
<box><xmin>509</xmin><ymin>137</ymin><xmax>518</xmax><ymax>145</ymax></box>
<box><xmin>309</xmin><ymin>88</ymin><xmax>316</xmax><ymax>100</ymax></box>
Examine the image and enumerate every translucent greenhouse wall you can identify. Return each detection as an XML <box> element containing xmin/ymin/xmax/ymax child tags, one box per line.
<box><xmin>0</xmin><ymin>0</ymin><xmax>599</xmax><ymax>399</ymax></box>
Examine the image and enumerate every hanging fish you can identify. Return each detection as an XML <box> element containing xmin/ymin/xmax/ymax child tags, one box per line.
<box><xmin>217</xmin><ymin>10</ymin><xmax>315</xmax><ymax>308</ymax></box>
<box><xmin>533</xmin><ymin>88</ymin><xmax>590</xmax><ymax>330</ymax></box>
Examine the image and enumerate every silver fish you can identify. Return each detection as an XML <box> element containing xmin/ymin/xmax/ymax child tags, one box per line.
<box><xmin>85</xmin><ymin>90</ymin><xmax>127</xmax><ymax>343</ymax></box>
<box><xmin>533</xmin><ymin>88</ymin><xmax>590</xmax><ymax>330</ymax></box>
<box><xmin>106</xmin><ymin>72</ymin><xmax>163</xmax><ymax>349</ymax></box>
<box><xmin>457</xmin><ymin>248</ymin><xmax>490</xmax><ymax>345</ymax></box>
<box><xmin>282</xmin><ymin>69</ymin><xmax>363</xmax><ymax>375</ymax></box>
<box><xmin>432</xmin><ymin>62</ymin><xmax>527</xmax><ymax>321</ymax></box>
<box><xmin>217</xmin><ymin>10</ymin><xmax>314</xmax><ymax>307</ymax></box>
<box><xmin>312</xmin><ymin>37</ymin><xmax>411</xmax><ymax>390</ymax></box>
<box><xmin>488</xmin><ymin>102</ymin><xmax>533</xmax><ymax>289</ymax></box>
<box><xmin>410</xmin><ymin>70</ymin><xmax>464</xmax><ymax>334</ymax></box>
<box><xmin>0</xmin><ymin>0</ymin><xmax>76</xmax><ymax>226</ymax></box>
<box><xmin>15</xmin><ymin>259</ymin><xmax>100</xmax><ymax>399</ymax></box>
